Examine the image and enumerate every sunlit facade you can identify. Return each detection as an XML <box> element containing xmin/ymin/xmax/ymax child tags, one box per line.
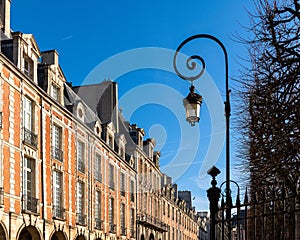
<box><xmin>0</xmin><ymin>1</ymin><xmax>201</xmax><ymax>239</ymax></box>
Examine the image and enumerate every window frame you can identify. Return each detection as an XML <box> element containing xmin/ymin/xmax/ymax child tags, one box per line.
<box><xmin>23</xmin><ymin>96</ymin><xmax>33</xmax><ymax>131</ymax></box>
<box><xmin>23</xmin><ymin>55</ymin><xmax>33</xmax><ymax>79</ymax></box>
<box><xmin>94</xmin><ymin>153</ymin><xmax>102</xmax><ymax>182</ymax></box>
<box><xmin>51</xmin><ymin>83</ymin><xmax>60</xmax><ymax>102</ymax></box>
<box><xmin>53</xmin><ymin>170</ymin><xmax>64</xmax><ymax>219</ymax></box>
<box><xmin>52</xmin><ymin>124</ymin><xmax>63</xmax><ymax>161</ymax></box>
<box><xmin>23</xmin><ymin>156</ymin><xmax>36</xmax><ymax>198</ymax></box>
<box><xmin>95</xmin><ymin>189</ymin><xmax>101</xmax><ymax>220</ymax></box>
<box><xmin>130</xmin><ymin>179</ymin><xmax>135</xmax><ymax>202</ymax></box>
<box><xmin>76</xmin><ymin>181</ymin><xmax>86</xmax><ymax>225</ymax></box>
<box><xmin>77</xmin><ymin>141</ymin><xmax>85</xmax><ymax>173</ymax></box>
<box><xmin>120</xmin><ymin>172</ymin><xmax>125</xmax><ymax>196</ymax></box>
<box><xmin>108</xmin><ymin>164</ymin><xmax>115</xmax><ymax>190</ymax></box>
<box><xmin>23</xmin><ymin>156</ymin><xmax>38</xmax><ymax>213</ymax></box>
<box><xmin>120</xmin><ymin>202</ymin><xmax>126</xmax><ymax>234</ymax></box>
<box><xmin>108</xmin><ymin>197</ymin><xmax>115</xmax><ymax>233</ymax></box>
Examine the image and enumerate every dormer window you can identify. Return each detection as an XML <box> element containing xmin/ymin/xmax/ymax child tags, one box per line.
<box><xmin>139</xmin><ymin>135</ymin><xmax>143</xmax><ymax>148</ymax></box>
<box><xmin>94</xmin><ymin>121</ymin><xmax>102</xmax><ymax>138</ymax></box>
<box><xmin>96</xmin><ymin>126</ymin><xmax>100</xmax><ymax>135</ymax></box>
<box><xmin>149</xmin><ymin>145</ymin><xmax>153</xmax><ymax>160</ymax></box>
<box><xmin>120</xmin><ymin>146</ymin><xmax>125</xmax><ymax>158</ymax></box>
<box><xmin>78</xmin><ymin>108</ymin><xmax>83</xmax><ymax>118</ymax></box>
<box><xmin>108</xmin><ymin>134</ymin><xmax>114</xmax><ymax>149</ymax></box>
<box><xmin>51</xmin><ymin>84</ymin><xmax>60</xmax><ymax>102</ymax></box>
<box><xmin>116</xmin><ymin>134</ymin><xmax>126</xmax><ymax>159</ymax></box>
<box><xmin>143</xmin><ymin>138</ymin><xmax>155</xmax><ymax>160</ymax></box>
<box><xmin>23</xmin><ymin>55</ymin><xmax>33</xmax><ymax>79</ymax></box>
<box><xmin>102</xmin><ymin>122</ymin><xmax>115</xmax><ymax>149</ymax></box>
<box><xmin>74</xmin><ymin>101</ymin><xmax>85</xmax><ymax>122</ymax></box>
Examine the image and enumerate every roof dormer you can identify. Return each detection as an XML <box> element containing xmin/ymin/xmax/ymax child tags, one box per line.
<box><xmin>38</xmin><ymin>50</ymin><xmax>65</xmax><ymax>105</ymax></box>
<box><xmin>21</xmin><ymin>34</ymin><xmax>40</xmax><ymax>81</ymax></box>
<box><xmin>74</xmin><ymin>101</ymin><xmax>85</xmax><ymax>122</ymax></box>
<box><xmin>101</xmin><ymin>122</ymin><xmax>115</xmax><ymax>149</ymax></box>
<box><xmin>2</xmin><ymin>32</ymin><xmax>41</xmax><ymax>83</ymax></box>
<box><xmin>125</xmin><ymin>154</ymin><xmax>135</xmax><ymax>169</ymax></box>
<box><xmin>130</xmin><ymin>124</ymin><xmax>145</xmax><ymax>148</ymax></box>
<box><xmin>94</xmin><ymin>120</ymin><xmax>102</xmax><ymax>138</ymax></box>
<box><xmin>116</xmin><ymin>133</ymin><xmax>126</xmax><ymax>159</ymax></box>
<box><xmin>153</xmin><ymin>151</ymin><xmax>160</xmax><ymax>167</ymax></box>
<box><xmin>143</xmin><ymin>138</ymin><xmax>156</xmax><ymax>160</ymax></box>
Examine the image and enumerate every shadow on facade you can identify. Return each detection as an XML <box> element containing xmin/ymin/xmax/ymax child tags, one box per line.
<box><xmin>18</xmin><ymin>226</ymin><xmax>41</xmax><ymax>240</ymax></box>
<box><xmin>0</xmin><ymin>223</ymin><xmax>7</xmax><ymax>240</ymax></box>
<box><xmin>51</xmin><ymin>231</ymin><xmax>67</xmax><ymax>240</ymax></box>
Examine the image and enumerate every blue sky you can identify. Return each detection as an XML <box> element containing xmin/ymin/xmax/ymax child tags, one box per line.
<box><xmin>11</xmin><ymin>1</ymin><xmax>255</xmax><ymax>211</ymax></box>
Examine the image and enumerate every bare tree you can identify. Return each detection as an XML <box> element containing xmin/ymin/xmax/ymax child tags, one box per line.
<box><xmin>236</xmin><ymin>0</ymin><xmax>300</xmax><ymax>237</ymax></box>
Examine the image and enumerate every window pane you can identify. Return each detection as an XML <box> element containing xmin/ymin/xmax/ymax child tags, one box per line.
<box><xmin>109</xmin><ymin>164</ymin><xmax>114</xmax><ymax>189</ymax></box>
<box><xmin>53</xmin><ymin>171</ymin><xmax>62</xmax><ymax>207</ymax></box>
<box><xmin>95</xmin><ymin>154</ymin><xmax>102</xmax><ymax>182</ymax></box>
<box><xmin>77</xmin><ymin>142</ymin><xmax>83</xmax><ymax>161</ymax></box>
<box><xmin>109</xmin><ymin>198</ymin><xmax>114</xmax><ymax>224</ymax></box>
<box><xmin>77</xmin><ymin>142</ymin><xmax>85</xmax><ymax>172</ymax></box>
<box><xmin>95</xmin><ymin>190</ymin><xmax>101</xmax><ymax>218</ymax></box>
<box><xmin>120</xmin><ymin>173</ymin><xmax>125</xmax><ymax>196</ymax></box>
<box><xmin>120</xmin><ymin>203</ymin><xmax>125</xmax><ymax>228</ymax></box>
<box><xmin>52</xmin><ymin>85</ymin><xmax>60</xmax><ymax>101</ymax></box>
<box><xmin>130</xmin><ymin>180</ymin><xmax>135</xmax><ymax>202</ymax></box>
<box><xmin>130</xmin><ymin>208</ymin><xmax>135</xmax><ymax>230</ymax></box>
<box><xmin>23</xmin><ymin>97</ymin><xmax>32</xmax><ymax>130</ymax></box>
<box><xmin>53</xmin><ymin>125</ymin><xmax>61</xmax><ymax>148</ymax></box>
<box><xmin>24</xmin><ymin>157</ymin><xmax>35</xmax><ymax>197</ymax></box>
<box><xmin>77</xmin><ymin>182</ymin><xmax>84</xmax><ymax>213</ymax></box>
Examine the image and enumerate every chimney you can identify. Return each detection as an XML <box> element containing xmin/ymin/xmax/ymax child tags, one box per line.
<box><xmin>41</xmin><ymin>50</ymin><xmax>59</xmax><ymax>65</ymax></box>
<box><xmin>0</xmin><ymin>0</ymin><xmax>11</xmax><ymax>37</ymax></box>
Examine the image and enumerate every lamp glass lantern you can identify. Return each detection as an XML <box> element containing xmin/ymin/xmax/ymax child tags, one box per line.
<box><xmin>183</xmin><ymin>85</ymin><xmax>203</xmax><ymax>126</ymax></box>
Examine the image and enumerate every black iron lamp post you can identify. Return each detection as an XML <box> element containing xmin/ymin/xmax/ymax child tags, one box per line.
<box><xmin>174</xmin><ymin>34</ymin><xmax>232</xmax><ymax>240</ymax></box>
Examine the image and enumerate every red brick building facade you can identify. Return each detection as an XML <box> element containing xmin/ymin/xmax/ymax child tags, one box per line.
<box><xmin>0</xmin><ymin>1</ymin><xmax>201</xmax><ymax>239</ymax></box>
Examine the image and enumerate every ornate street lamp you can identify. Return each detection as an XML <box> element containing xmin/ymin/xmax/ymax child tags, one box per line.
<box><xmin>183</xmin><ymin>85</ymin><xmax>202</xmax><ymax>126</ymax></box>
<box><xmin>174</xmin><ymin>34</ymin><xmax>232</xmax><ymax>240</ymax></box>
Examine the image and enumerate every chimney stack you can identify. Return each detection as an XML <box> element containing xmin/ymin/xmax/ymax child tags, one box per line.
<box><xmin>41</xmin><ymin>50</ymin><xmax>59</xmax><ymax>65</ymax></box>
<box><xmin>0</xmin><ymin>0</ymin><xmax>11</xmax><ymax>38</ymax></box>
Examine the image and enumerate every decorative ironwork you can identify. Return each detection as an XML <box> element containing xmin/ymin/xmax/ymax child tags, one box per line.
<box><xmin>120</xmin><ymin>227</ymin><xmax>127</xmax><ymax>235</ymax></box>
<box><xmin>76</xmin><ymin>213</ymin><xmax>87</xmax><ymax>225</ymax></box>
<box><xmin>215</xmin><ymin>187</ymin><xmax>300</xmax><ymax>240</ymax></box>
<box><xmin>173</xmin><ymin>35</ymin><xmax>206</xmax><ymax>82</ymax></box>
<box><xmin>22</xmin><ymin>195</ymin><xmax>39</xmax><ymax>214</ymax></box>
<box><xmin>137</xmin><ymin>214</ymin><xmax>168</xmax><ymax>232</ymax></box>
<box><xmin>53</xmin><ymin>205</ymin><xmax>66</xmax><ymax>220</ymax></box>
<box><xmin>95</xmin><ymin>218</ymin><xmax>103</xmax><ymax>230</ymax></box>
<box><xmin>52</xmin><ymin>146</ymin><xmax>63</xmax><ymax>162</ymax></box>
<box><xmin>130</xmin><ymin>229</ymin><xmax>135</xmax><ymax>238</ymax></box>
<box><xmin>23</xmin><ymin>128</ymin><xmax>38</xmax><ymax>148</ymax></box>
<box><xmin>109</xmin><ymin>224</ymin><xmax>116</xmax><ymax>233</ymax></box>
